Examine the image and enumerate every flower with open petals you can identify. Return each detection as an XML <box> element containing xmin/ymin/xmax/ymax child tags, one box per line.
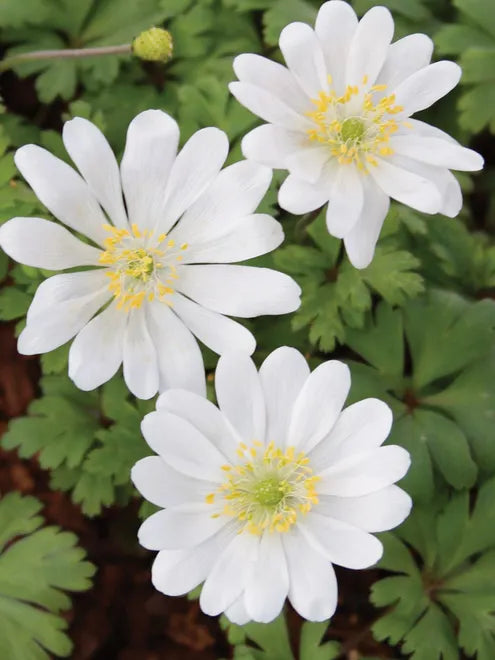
<box><xmin>0</xmin><ymin>110</ymin><xmax>301</xmax><ymax>399</ymax></box>
<box><xmin>132</xmin><ymin>347</ymin><xmax>411</xmax><ymax>623</ymax></box>
<box><xmin>230</xmin><ymin>1</ymin><xmax>484</xmax><ymax>268</ymax></box>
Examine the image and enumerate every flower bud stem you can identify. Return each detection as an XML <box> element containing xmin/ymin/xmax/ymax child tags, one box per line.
<box><xmin>0</xmin><ymin>44</ymin><xmax>132</xmax><ymax>72</ymax></box>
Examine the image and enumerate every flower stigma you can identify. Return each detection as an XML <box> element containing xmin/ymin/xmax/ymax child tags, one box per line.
<box><xmin>98</xmin><ymin>223</ymin><xmax>188</xmax><ymax>311</ymax></box>
<box><xmin>205</xmin><ymin>441</ymin><xmax>319</xmax><ymax>535</ymax></box>
<box><xmin>307</xmin><ymin>75</ymin><xmax>409</xmax><ymax>170</ymax></box>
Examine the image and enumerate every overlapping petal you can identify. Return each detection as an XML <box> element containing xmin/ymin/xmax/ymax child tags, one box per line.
<box><xmin>134</xmin><ymin>349</ymin><xmax>412</xmax><ymax>624</ymax></box>
<box><xmin>230</xmin><ymin>0</ymin><xmax>483</xmax><ymax>269</ymax></box>
<box><xmin>4</xmin><ymin>109</ymin><xmax>298</xmax><ymax>398</ymax></box>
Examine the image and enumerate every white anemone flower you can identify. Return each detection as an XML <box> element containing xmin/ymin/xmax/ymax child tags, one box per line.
<box><xmin>229</xmin><ymin>1</ymin><xmax>484</xmax><ymax>268</ymax></box>
<box><xmin>132</xmin><ymin>347</ymin><xmax>411</xmax><ymax>623</ymax></box>
<box><xmin>0</xmin><ymin>110</ymin><xmax>301</xmax><ymax>399</ymax></box>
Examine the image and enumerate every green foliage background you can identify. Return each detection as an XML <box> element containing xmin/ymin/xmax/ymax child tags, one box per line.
<box><xmin>0</xmin><ymin>0</ymin><xmax>494</xmax><ymax>657</ymax></box>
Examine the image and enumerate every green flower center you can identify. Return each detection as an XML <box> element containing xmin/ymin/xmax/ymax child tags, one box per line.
<box><xmin>253</xmin><ymin>477</ymin><xmax>291</xmax><ymax>507</ymax></box>
<box><xmin>341</xmin><ymin>117</ymin><xmax>366</xmax><ymax>143</ymax></box>
<box><xmin>125</xmin><ymin>248</ymin><xmax>155</xmax><ymax>282</ymax></box>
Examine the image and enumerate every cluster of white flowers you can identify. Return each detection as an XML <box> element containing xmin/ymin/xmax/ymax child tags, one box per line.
<box><xmin>0</xmin><ymin>1</ymin><xmax>482</xmax><ymax>626</ymax></box>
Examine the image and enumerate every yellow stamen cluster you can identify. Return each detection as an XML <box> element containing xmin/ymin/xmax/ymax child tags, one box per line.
<box><xmin>206</xmin><ymin>441</ymin><xmax>320</xmax><ymax>535</ymax></box>
<box><xmin>98</xmin><ymin>223</ymin><xmax>187</xmax><ymax>311</ymax></box>
<box><xmin>307</xmin><ymin>75</ymin><xmax>407</xmax><ymax>171</ymax></box>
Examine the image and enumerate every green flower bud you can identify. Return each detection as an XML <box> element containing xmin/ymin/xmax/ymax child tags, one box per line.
<box><xmin>132</xmin><ymin>27</ymin><xmax>173</xmax><ymax>63</ymax></box>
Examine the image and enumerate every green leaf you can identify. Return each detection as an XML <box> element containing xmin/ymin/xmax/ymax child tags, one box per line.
<box><xmin>36</xmin><ymin>60</ymin><xmax>78</xmax><ymax>103</ymax></box>
<box><xmin>390</xmin><ymin>409</ymin><xmax>477</xmax><ymax>501</ymax></box>
<box><xmin>403</xmin><ymin>290</ymin><xmax>495</xmax><ymax>390</ymax></box>
<box><xmin>402</xmin><ymin>604</ymin><xmax>458</xmax><ymax>660</ymax></box>
<box><xmin>345</xmin><ymin>302</ymin><xmax>404</xmax><ymax>377</ymax></box>
<box><xmin>343</xmin><ymin>292</ymin><xmax>491</xmax><ymax>499</ymax></box>
<box><xmin>2</xmin><ymin>373</ymin><xmax>152</xmax><ymax>516</ymax></box>
<box><xmin>434</xmin><ymin>0</ymin><xmax>495</xmax><ymax>132</ymax></box>
<box><xmin>458</xmin><ymin>81</ymin><xmax>495</xmax><ymax>133</ymax></box>
<box><xmin>0</xmin><ymin>287</ymin><xmax>31</xmax><ymax>320</ymax></box>
<box><xmin>222</xmin><ymin>613</ymin><xmax>294</xmax><ymax>660</ymax></box>
<box><xmin>263</xmin><ymin>0</ymin><xmax>317</xmax><ymax>46</ymax></box>
<box><xmin>372</xmin><ymin>485</ymin><xmax>495</xmax><ymax>659</ymax></box>
<box><xmin>40</xmin><ymin>344</ymin><xmax>70</xmax><ymax>375</ymax></box>
<box><xmin>0</xmin><ymin>492</ymin><xmax>95</xmax><ymax>659</ymax></box>
<box><xmin>400</xmin><ymin>214</ymin><xmax>495</xmax><ymax>297</ymax></box>
<box><xmin>0</xmin><ymin>0</ymin><xmax>54</xmax><ymax>28</ymax></box>
<box><xmin>299</xmin><ymin>621</ymin><xmax>340</xmax><ymax>660</ymax></box>
<box><xmin>274</xmin><ymin>213</ymin><xmax>422</xmax><ymax>352</ymax></box>
<box><xmin>424</xmin><ymin>358</ymin><xmax>495</xmax><ymax>469</ymax></box>
<box><xmin>362</xmin><ymin>246</ymin><xmax>424</xmax><ymax>306</ymax></box>
<box><xmin>452</xmin><ymin>0</ymin><xmax>495</xmax><ymax>38</ymax></box>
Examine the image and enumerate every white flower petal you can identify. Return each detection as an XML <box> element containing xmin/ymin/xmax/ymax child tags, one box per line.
<box><xmin>318</xmin><ymin>445</ymin><xmax>411</xmax><ymax>497</ymax></box>
<box><xmin>244</xmin><ymin>533</ymin><xmax>289</xmax><ymax>623</ymax></box>
<box><xmin>120</xmin><ymin>109</ymin><xmax>179</xmax><ymax>232</ymax></box>
<box><xmin>229</xmin><ymin>81</ymin><xmax>312</xmax><ymax>132</ymax></box>
<box><xmin>200</xmin><ymin>533</ymin><xmax>259</xmax><ymax>616</ymax></box>
<box><xmin>388</xmin><ymin>154</ymin><xmax>463</xmax><ymax>217</ymax></box>
<box><xmin>284</xmin><ymin>531</ymin><xmax>338</xmax><ymax>621</ymax></box>
<box><xmin>0</xmin><ymin>217</ymin><xmax>102</xmax><ymax>270</ymax></box>
<box><xmin>391</xmin><ymin>135</ymin><xmax>483</xmax><ymax>171</ymax></box>
<box><xmin>242</xmin><ymin>124</ymin><xmax>309</xmax><ymax>169</ymax></box>
<box><xmin>156</xmin><ymin>389</ymin><xmax>241</xmax><ymax>463</ymax></box>
<box><xmin>215</xmin><ymin>352</ymin><xmax>265</xmax><ymax>444</ymax></box>
<box><xmin>233</xmin><ymin>53</ymin><xmax>308</xmax><ymax>114</ymax></box>
<box><xmin>26</xmin><ymin>270</ymin><xmax>108</xmax><ymax>323</ymax></box>
<box><xmin>315</xmin><ymin>0</ymin><xmax>358</xmax><ymax>95</ymax></box>
<box><xmin>288</xmin><ymin>361</ymin><xmax>351</xmax><ymax>453</ymax></box>
<box><xmin>18</xmin><ymin>283</ymin><xmax>109</xmax><ymax>356</ymax></box>
<box><xmin>170</xmin><ymin>160</ymin><xmax>272</xmax><ymax>246</ymax></box>
<box><xmin>158</xmin><ymin>128</ymin><xmax>229</xmax><ymax>234</ymax></box>
<box><xmin>138</xmin><ymin>503</ymin><xmax>227</xmax><ymax>551</ymax></box>
<box><xmin>376</xmin><ymin>33</ymin><xmax>433</xmax><ymax>91</ymax></box>
<box><xmin>62</xmin><ymin>117</ymin><xmax>128</xmax><ymax>229</ymax></box>
<box><xmin>393</xmin><ymin>61</ymin><xmax>462</xmax><ymax>117</ymax></box>
<box><xmin>317</xmin><ymin>485</ymin><xmax>412</xmax><ymax>533</ymax></box>
<box><xmin>343</xmin><ymin>178</ymin><xmax>389</xmax><ymax>269</ymax></box>
<box><xmin>279</xmin><ymin>22</ymin><xmax>329</xmax><ymax>99</ymax></box>
<box><xmin>346</xmin><ymin>6</ymin><xmax>394</xmax><ymax>88</ymax></box>
<box><xmin>278</xmin><ymin>174</ymin><xmax>329</xmax><ymax>214</ymax></box>
<box><xmin>181</xmin><ymin>214</ymin><xmax>284</xmax><ymax>264</ymax></box>
<box><xmin>259</xmin><ymin>347</ymin><xmax>310</xmax><ymax>447</ymax></box>
<box><xmin>325</xmin><ymin>165</ymin><xmax>364</xmax><ymax>238</ymax></box>
<box><xmin>225</xmin><ymin>594</ymin><xmax>251</xmax><ymax>625</ymax></box>
<box><xmin>68</xmin><ymin>301</ymin><xmax>126</xmax><ymax>390</ymax></box>
<box><xmin>152</xmin><ymin>525</ymin><xmax>236</xmax><ymax>596</ymax></box>
<box><xmin>147</xmin><ymin>301</ymin><xmax>206</xmax><ymax>396</ymax></box>
<box><xmin>437</xmin><ymin>171</ymin><xmax>463</xmax><ymax>217</ymax></box>
<box><xmin>131</xmin><ymin>456</ymin><xmax>213</xmax><ymax>508</ymax></box>
<box><xmin>369</xmin><ymin>157</ymin><xmax>442</xmax><ymax>214</ymax></box>
<box><xmin>405</xmin><ymin>118</ymin><xmax>458</xmax><ymax>142</ymax></box>
<box><xmin>141</xmin><ymin>410</ymin><xmax>225</xmax><ymax>481</ymax></box>
<box><xmin>176</xmin><ymin>264</ymin><xmax>301</xmax><ymax>318</ymax></box>
<box><xmin>122</xmin><ymin>309</ymin><xmax>159</xmax><ymax>399</ymax></box>
<box><xmin>286</xmin><ymin>146</ymin><xmax>330</xmax><ymax>184</ymax></box>
<box><xmin>310</xmin><ymin>398</ymin><xmax>393</xmax><ymax>470</ymax></box>
<box><xmin>14</xmin><ymin>145</ymin><xmax>108</xmax><ymax>246</ymax></box>
<box><xmin>172</xmin><ymin>293</ymin><xmax>256</xmax><ymax>357</ymax></box>
<box><xmin>299</xmin><ymin>512</ymin><xmax>383</xmax><ymax>569</ymax></box>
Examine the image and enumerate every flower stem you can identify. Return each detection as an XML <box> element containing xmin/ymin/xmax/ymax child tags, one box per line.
<box><xmin>0</xmin><ymin>44</ymin><xmax>132</xmax><ymax>72</ymax></box>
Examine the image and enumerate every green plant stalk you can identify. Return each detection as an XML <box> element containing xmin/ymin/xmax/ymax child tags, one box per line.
<box><xmin>0</xmin><ymin>44</ymin><xmax>131</xmax><ymax>72</ymax></box>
